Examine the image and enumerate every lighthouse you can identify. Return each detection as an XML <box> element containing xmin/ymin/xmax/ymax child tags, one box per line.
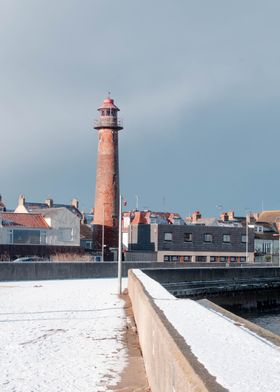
<box><xmin>92</xmin><ymin>95</ymin><xmax>123</xmax><ymax>253</ymax></box>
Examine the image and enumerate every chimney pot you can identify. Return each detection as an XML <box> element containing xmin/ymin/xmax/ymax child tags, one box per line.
<box><xmin>71</xmin><ymin>198</ymin><xmax>79</xmax><ymax>209</ymax></box>
<box><xmin>18</xmin><ymin>195</ymin><xmax>26</xmax><ymax>206</ymax></box>
<box><xmin>45</xmin><ymin>198</ymin><xmax>53</xmax><ymax>208</ymax></box>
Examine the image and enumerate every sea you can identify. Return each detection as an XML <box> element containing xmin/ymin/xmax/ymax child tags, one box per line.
<box><xmin>237</xmin><ymin>309</ymin><xmax>280</xmax><ymax>336</ymax></box>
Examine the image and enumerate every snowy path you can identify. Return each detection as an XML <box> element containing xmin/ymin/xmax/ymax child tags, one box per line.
<box><xmin>0</xmin><ymin>279</ymin><xmax>127</xmax><ymax>392</ymax></box>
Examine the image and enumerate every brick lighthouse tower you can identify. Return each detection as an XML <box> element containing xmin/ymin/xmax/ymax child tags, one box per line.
<box><xmin>92</xmin><ymin>95</ymin><xmax>123</xmax><ymax>253</ymax></box>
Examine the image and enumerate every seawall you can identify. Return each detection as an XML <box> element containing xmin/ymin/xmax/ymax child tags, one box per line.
<box><xmin>128</xmin><ymin>269</ymin><xmax>280</xmax><ymax>392</ymax></box>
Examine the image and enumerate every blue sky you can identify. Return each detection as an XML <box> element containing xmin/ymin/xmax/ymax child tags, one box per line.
<box><xmin>1</xmin><ymin>0</ymin><xmax>280</xmax><ymax>217</ymax></box>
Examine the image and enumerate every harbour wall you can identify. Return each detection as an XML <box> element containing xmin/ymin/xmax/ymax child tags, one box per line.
<box><xmin>128</xmin><ymin>269</ymin><xmax>280</xmax><ymax>392</ymax></box>
<box><xmin>0</xmin><ymin>262</ymin><xmax>253</xmax><ymax>282</ymax></box>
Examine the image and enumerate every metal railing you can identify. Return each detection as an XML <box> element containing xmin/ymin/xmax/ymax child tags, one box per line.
<box><xmin>94</xmin><ymin>118</ymin><xmax>123</xmax><ymax>129</ymax></box>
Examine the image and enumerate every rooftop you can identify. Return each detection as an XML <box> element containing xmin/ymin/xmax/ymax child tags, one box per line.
<box><xmin>1</xmin><ymin>212</ymin><xmax>49</xmax><ymax>228</ymax></box>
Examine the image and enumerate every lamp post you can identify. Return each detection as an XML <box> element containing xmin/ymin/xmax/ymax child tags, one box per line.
<box><xmin>118</xmin><ymin>194</ymin><xmax>122</xmax><ymax>294</ymax></box>
<box><xmin>273</xmin><ymin>218</ymin><xmax>280</xmax><ymax>267</ymax></box>
<box><xmin>246</xmin><ymin>213</ymin><xmax>249</xmax><ymax>263</ymax></box>
<box><xmin>244</xmin><ymin>209</ymin><xmax>251</xmax><ymax>263</ymax></box>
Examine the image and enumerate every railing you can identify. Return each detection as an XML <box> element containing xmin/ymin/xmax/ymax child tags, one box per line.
<box><xmin>93</xmin><ymin>118</ymin><xmax>123</xmax><ymax>129</ymax></box>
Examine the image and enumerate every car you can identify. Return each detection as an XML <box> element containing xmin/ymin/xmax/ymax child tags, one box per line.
<box><xmin>12</xmin><ymin>256</ymin><xmax>45</xmax><ymax>263</ymax></box>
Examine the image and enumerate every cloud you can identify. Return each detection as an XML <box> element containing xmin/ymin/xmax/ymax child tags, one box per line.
<box><xmin>1</xmin><ymin>0</ymin><xmax>280</xmax><ymax>215</ymax></box>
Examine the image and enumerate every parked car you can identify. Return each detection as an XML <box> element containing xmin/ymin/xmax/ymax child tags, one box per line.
<box><xmin>12</xmin><ymin>256</ymin><xmax>45</xmax><ymax>263</ymax></box>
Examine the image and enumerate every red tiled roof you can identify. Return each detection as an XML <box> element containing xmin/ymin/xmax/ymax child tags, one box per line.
<box><xmin>2</xmin><ymin>213</ymin><xmax>49</xmax><ymax>228</ymax></box>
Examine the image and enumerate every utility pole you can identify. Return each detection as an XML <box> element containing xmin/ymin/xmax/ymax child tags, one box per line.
<box><xmin>118</xmin><ymin>195</ymin><xmax>122</xmax><ymax>294</ymax></box>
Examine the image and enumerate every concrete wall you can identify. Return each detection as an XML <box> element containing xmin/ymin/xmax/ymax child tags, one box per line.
<box><xmin>0</xmin><ymin>262</ymin><xmax>274</xmax><ymax>282</ymax></box>
<box><xmin>143</xmin><ymin>266</ymin><xmax>280</xmax><ymax>284</ymax></box>
<box><xmin>0</xmin><ymin>261</ymin><xmax>224</xmax><ymax>281</ymax></box>
<box><xmin>128</xmin><ymin>270</ymin><xmax>226</xmax><ymax>392</ymax></box>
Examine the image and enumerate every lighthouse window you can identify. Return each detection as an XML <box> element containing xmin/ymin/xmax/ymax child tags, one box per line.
<box><xmin>106</xmin><ymin>109</ymin><xmax>110</xmax><ymax>116</ymax></box>
<box><xmin>101</xmin><ymin>110</ymin><xmax>105</xmax><ymax>116</ymax></box>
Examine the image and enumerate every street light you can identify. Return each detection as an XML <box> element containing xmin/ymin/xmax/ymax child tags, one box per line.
<box><xmin>118</xmin><ymin>194</ymin><xmax>123</xmax><ymax>295</ymax></box>
<box><xmin>245</xmin><ymin>213</ymin><xmax>250</xmax><ymax>263</ymax></box>
<box><xmin>244</xmin><ymin>209</ymin><xmax>251</xmax><ymax>263</ymax></box>
<box><xmin>273</xmin><ymin>217</ymin><xmax>280</xmax><ymax>267</ymax></box>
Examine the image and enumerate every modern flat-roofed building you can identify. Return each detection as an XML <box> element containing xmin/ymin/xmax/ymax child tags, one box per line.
<box><xmin>124</xmin><ymin>221</ymin><xmax>254</xmax><ymax>263</ymax></box>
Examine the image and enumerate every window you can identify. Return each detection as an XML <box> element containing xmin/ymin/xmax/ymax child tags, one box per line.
<box><xmin>164</xmin><ymin>255</ymin><xmax>179</xmax><ymax>262</ymax></box>
<box><xmin>220</xmin><ymin>256</ymin><xmax>228</xmax><ymax>262</ymax></box>
<box><xmin>196</xmin><ymin>256</ymin><xmax>207</xmax><ymax>262</ymax></box>
<box><xmin>240</xmin><ymin>257</ymin><xmax>246</xmax><ymax>262</ymax></box>
<box><xmin>59</xmin><ymin>228</ymin><xmax>73</xmax><ymax>242</ymax></box>
<box><xmin>204</xmin><ymin>234</ymin><xmax>213</xmax><ymax>242</ymax></box>
<box><xmin>40</xmin><ymin>231</ymin><xmax>47</xmax><ymax>245</ymax></box>
<box><xmin>85</xmin><ymin>241</ymin><xmax>92</xmax><ymax>250</ymax></box>
<box><xmin>241</xmin><ymin>235</ymin><xmax>247</xmax><ymax>243</ymax></box>
<box><xmin>13</xmin><ymin>229</ymin><xmax>41</xmax><ymax>245</ymax></box>
<box><xmin>210</xmin><ymin>256</ymin><xmax>217</xmax><ymax>262</ymax></box>
<box><xmin>184</xmin><ymin>233</ymin><xmax>192</xmax><ymax>242</ymax></box>
<box><xmin>223</xmin><ymin>234</ymin><xmax>231</xmax><ymax>243</ymax></box>
<box><xmin>9</xmin><ymin>230</ymin><xmax>13</xmax><ymax>244</ymax></box>
<box><xmin>184</xmin><ymin>255</ymin><xmax>192</xmax><ymax>262</ymax></box>
<box><xmin>230</xmin><ymin>256</ymin><xmax>237</xmax><ymax>262</ymax></box>
<box><xmin>164</xmin><ymin>232</ymin><xmax>173</xmax><ymax>241</ymax></box>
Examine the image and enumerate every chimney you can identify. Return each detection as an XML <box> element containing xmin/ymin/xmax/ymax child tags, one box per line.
<box><xmin>45</xmin><ymin>198</ymin><xmax>53</xmax><ymax>208</ymax></box>
<box><xmin>220</xmin><ymin>212</ymin><xmax>229</xmax><ymax>222</ymax></box>
<box><xmin>18</xmin><ymin>195</ymin><xmax>26</xmax><ymax>206</ymax></box>
<box><xmin>228</xmin><ymin>211</ymin><xmax>235</xmax><ymax>220</ymax></box>
<box><xmin>192</xmin><ymin>211</ymin><xmax>201</xmax><ymax>222</ymax></box>
<box><xmin>81</xmin><ymin>212</ymin><xmax>87</xmax><ymax>224</ymax></box>
<box><xmin>71</xmin><ymin>198</ymin><xmax>79</xmax><ymax>209</ymax></box>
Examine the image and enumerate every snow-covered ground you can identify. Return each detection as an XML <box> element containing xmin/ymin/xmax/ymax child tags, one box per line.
<box><xmin>0</xmin><ymin>279</ymin><xmax>127</xmax><ymax>392</ymax></box>
<box><xmin>135</xmin><ymin>270</ymin><xmax>280</xmax><ymax>392</ymax></box>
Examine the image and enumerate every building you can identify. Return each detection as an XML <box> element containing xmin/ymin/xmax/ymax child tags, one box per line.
<box><xmin>0</xmin><ymin>212</ymin><xmax>50</xmax><ymax>246</ymax></box>
<box><xmin>15</xmin><ymin>195</ymin><xmax>83</xmax><ymax>220</ymax></box>
<box><xmin>122</xmin><ymin>210</ymin><xmax>184</xmax><ymax>250</ymax></box>
<box><xmin>123</xmin><ymin>210</ymin><xmax>254</xmax><ymax>263</ymax></box>
<box><xmin>80</xmin><ymin>224</ymin><xmax>93</xmax><ymax>250</ymax></box>
<box><xmin>0</xmin><ymin>208</ymin><xmax>80</xmax><ymax>247</ymax></box>
<box><xmin>92</xmin><ymin>95</ymin><xmax>123</xmax><ymax>252</ymax></box>
<box><xmin>251</xmin><ymin>210</ymin><xmax>280</xmax><ymax>263</ymax></box>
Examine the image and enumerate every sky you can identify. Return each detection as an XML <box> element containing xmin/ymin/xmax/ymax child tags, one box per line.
<box><xmin>1</xmin><ymin>0</ymin><xmax>280</xmax><ymax>217</ymax></box>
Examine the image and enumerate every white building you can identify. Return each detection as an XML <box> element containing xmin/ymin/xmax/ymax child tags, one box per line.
<box><xmin>0</xmin><ymin>208</ymin><xmax>80</xmax><ymax>247</ymax></box>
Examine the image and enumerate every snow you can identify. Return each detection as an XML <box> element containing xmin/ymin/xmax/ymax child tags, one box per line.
<box><xmin>135</xmin><ymin>270</ymin><xmax>280</xmax><ymax>392</ymax></box>
<box><xmin>0</xmin><ymin>279</ymin><xmax>128</xmax><ymax>392</ymax></box>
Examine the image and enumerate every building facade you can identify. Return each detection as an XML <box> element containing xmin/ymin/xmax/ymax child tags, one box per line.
<box><xmin>125</xmin><ymin>223</ymin><xmax>254</xmax><ymax>263</ymax></box>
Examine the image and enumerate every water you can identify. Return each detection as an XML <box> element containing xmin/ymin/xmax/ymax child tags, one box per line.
<box><xmin>237</xmin><ymin>309</ymin><xmax>280</xmax><ymax>336</ymax></box>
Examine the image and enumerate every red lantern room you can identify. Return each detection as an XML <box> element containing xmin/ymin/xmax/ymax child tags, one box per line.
<box><xmin>94</xmin><ymin>96</ymin><xmax>123</xmax><ymax>131</ymax></box>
